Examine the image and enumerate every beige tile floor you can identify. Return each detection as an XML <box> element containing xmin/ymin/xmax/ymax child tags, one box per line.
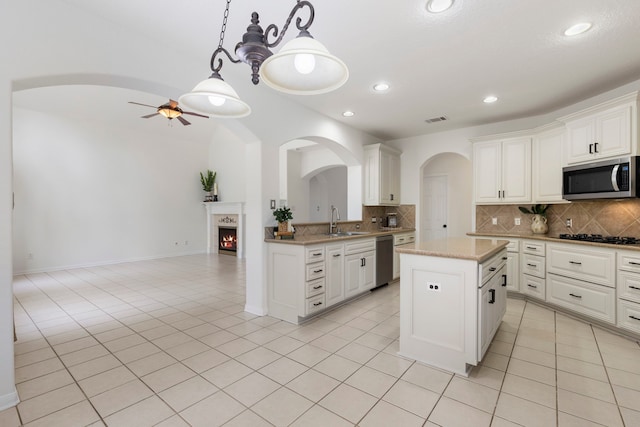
<box><xmin>2</xmin><ymin>254</ymin><xmax>640</xmax><ymax>426</ymax></box>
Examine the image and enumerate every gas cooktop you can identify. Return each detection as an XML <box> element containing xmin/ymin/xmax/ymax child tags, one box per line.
<box><xmin>558</xmin><ymin>234</ymin><xmax>640</xmax><ymax>245</ymax></box>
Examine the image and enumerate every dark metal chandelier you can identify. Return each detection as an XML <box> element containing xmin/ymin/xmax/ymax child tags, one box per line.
<box><xmin>180</xmin><ymin>0</ymin><xmax>349</xmax><ymax>118</ymax></box>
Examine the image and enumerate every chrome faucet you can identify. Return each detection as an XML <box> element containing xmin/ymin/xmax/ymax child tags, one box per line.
<box><xmin>330</xmin><ymin>205</ymin><xmax>340</xmax><ymax>234</ymax></box>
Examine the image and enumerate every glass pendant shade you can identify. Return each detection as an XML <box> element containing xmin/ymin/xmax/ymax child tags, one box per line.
<box><xmin>260</xmin><ymin>35</ymin><xmax>349</xmax><ymax>95</ymax></box>
<box><xmin>179</xmin><ymin>75</ymin><xmax>251</xmax><ymax>118</ymax></box>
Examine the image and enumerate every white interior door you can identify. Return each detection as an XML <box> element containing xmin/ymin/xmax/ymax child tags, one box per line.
<box><xmin>422</xmin><ymin>175</ymin><xmax>448</xmax><ymax>241</ymax></box>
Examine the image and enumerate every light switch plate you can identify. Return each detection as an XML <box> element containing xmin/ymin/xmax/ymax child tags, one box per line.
<box><xmin>270</xmin><ymin>199</ymin><xmax>276</xmax><ymax>209</ymax></box>
<box><xmin>492</xmin><ymin>218</ymin><xmax>498</xmax><ymax>225</ymax></box>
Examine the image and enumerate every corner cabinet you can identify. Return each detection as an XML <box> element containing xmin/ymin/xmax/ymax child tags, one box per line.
<box><xmin>363</xmin><ymin>143</ymin><xmax>401</xmax><ymax>206</ymax></box>
<box><xmin>559</xmin><ymin>92</ymin><xmax>639</xmax><ymax>165</ymax></box>
<box><xmin>532</xmin><ymin>126</ymin><xmax>565</xmax><ymax>203</ymax></box>
<box><xmin>473</xmin><ymin>136</ymin><xmax>531</xmax><ymax>204</ymax></box>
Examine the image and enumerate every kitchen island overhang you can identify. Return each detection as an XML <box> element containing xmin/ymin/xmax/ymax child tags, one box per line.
<box><xmin>396</xmin><ymin>237</ymin><xmax>509</xmax><ymax>376</ymax></box>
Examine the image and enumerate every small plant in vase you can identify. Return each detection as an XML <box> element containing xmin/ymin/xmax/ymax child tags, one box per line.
<box><xmin>518</xmin><ymin>204</ymin><xmax>549</xmax><ymax>234</ymax></box>
<box><xmin>273</xmin><ymin>206</ymin><xmax>293</xmax><ymax>234</ymax></box>
<box><xmin>200</xmin><ymin>170</ymin><xmax>216</xmax><ymax>202</ymax></box>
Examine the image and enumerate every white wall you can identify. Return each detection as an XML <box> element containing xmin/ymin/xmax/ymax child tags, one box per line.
<box><xmin>208</xmin><ymin>126</ymin><xmax>247</xmax><ymax>203</ymax></box>
<box><xmin>12</xmin><ymin>107</ymin><xmax>210</xmax><ymax>273</ymax></box>
<box><xmin>308</xmin><ymin>166</ymin><xmax>348</xmax><ymax>223</ymax></box>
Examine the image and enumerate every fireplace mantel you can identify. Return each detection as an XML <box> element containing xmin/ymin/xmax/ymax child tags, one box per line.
<box><xmin>203</xmin><ymin>202</ymin><xmax>245</xmax><ymax>259</ymax></box>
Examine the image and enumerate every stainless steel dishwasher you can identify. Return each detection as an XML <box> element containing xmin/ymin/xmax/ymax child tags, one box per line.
<box><xmin>374</xmin><ymin>235</ymin><xmax>394</xmax><ymax>289</ymax></box>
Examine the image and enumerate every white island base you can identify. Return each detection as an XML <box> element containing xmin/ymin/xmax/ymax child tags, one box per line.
<box><xmin>397</xmin><ymin>238</ymin><xmax>508</xmax><ymax>376</ymax></box>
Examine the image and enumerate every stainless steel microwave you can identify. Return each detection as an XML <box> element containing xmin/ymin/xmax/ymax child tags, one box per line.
<box><xmin>563</xmin><ymin>156</ymin><xmax>639</xmax><ymax>200</ymax></box>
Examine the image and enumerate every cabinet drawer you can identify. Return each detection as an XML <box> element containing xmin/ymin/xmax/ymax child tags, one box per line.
<box><xmin>480</xmin><ymin>251</ymin><xmax>507</xmax><ymax>285</ymax></box>
<box><xmin>617</xmin><ymin>299</ymin><xmax>640</xmax><ymax>334</ymax></box>
<box><xmin>306</xmin><ymin>262</ymin><xmax>326</xmax><ymax>281</ymax></box>
<box><xmin>506</xmin><ymin>239</ymin><xmax>520</xmax><ymax>253</ymax></box>
<box><xmin>521</xmin><ymin>253</ymin><xmax>545</xmax><ymax>279</ymax></box>
<box><xmin>345</xmin><ymin>238</ymin><xmax>376</xmax><ymax>255</ymax></box>
<box><xmin>618</xmin><ymin>251</ymin><xmax>640</xmax><ymax>273</ymax></box>
<box><xmin>305</xmin><ymin>246</ymin><xmax>325</xmax><ymax>263</ymax></box>
<box><xmin>394</xmin><ymin>233</ymin><xmax>415</xmax><ymax>245</ymax></box>
<box><xmin>306</xmin><ymin>278</ymin><xmax>325</xmax><ymax>298</ymax></box>
<box><xmin>547</xmin><ymin>273</ymin><xmax>615</xmax><ymax>324</ymax></box>
<box><xmin>521</xmin><ymin>274</ymin><xmax>545</xmax><ymax>300</ymax></box>
<box><xmin>617</xmin><ymin>271</ymin><xmax>640</xmax><ymax>304</ymax></box>
<box><xmin>522</xmin><ymin>240</ymin><xmax>545</xmax><ymax>256</ymax></box>
<box><xmin>547</xmin><ymin>244</ymin><xmax>615</xmax><ymax>287</ymax></box>
<box><xmin>305</xmin><ymin>294</ymin><xmax>326</xmax><ymax>316</ymax></box>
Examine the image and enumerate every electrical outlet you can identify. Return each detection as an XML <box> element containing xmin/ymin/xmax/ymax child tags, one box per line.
<box><xmin>492</xmin><ymin>218</ymin><xmax>498</xmax><ymax>225</ymax></box>
<box><xmin>566</xmin><ymin>218</ymin><xmax>573</xmax><ymax>228</ymax></box>
<box><xmin>515</xmin><ymin>218</ymin><xmax>521</xmax><ymax>226</ymax></box>
<box><xmin>427</xmin><ymin>282</ymin><xmax>441</xmax><ymax>292</ymax></box>
<box><xmin>371</xmin><ymin>217</ymin><xmax>377</xmax><ymax>223</ymax></box>
<box><xmin>270</xmin><ymin>199</ymin><xmax>276</xmax><ymax>209</ymax></box>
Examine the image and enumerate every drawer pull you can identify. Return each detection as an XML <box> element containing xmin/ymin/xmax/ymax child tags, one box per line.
<box><xmin>313</xmin><ymin>269</ymin><xmax>323</xmax><ymax>273</ymax></box>
<box><xmin>502</xmin><ymin>274</ymin><xmax>507</xmax><ymax>287</ymax></box>
<box><xmin>569</xmin><ymin>261</ymin><xmax>582</xmax><ymax>265</ymax></box>
<box><xmin>502</xmin><ymin>257</ymin><xmax>508</xmax><ymax>261</ymax></box>
<box><xmin>489</xmin><ymin>289</ymin><xmax>496</xmax><ymax>304</ymax></box>
<box><xmin>312</xmin><ymin>285</ymin><xmax>323</xmax><ymax>290</ymax></box>
<box><xmin>629</xmin><ymin>286</ymin><xmax>640</xmax><ymax>291</ymax></box>
<box><xmin>489</xmin><ymin>267</ymin><xmax>497</xmax><ymax>272</ymax></box>
<box><xmin>333</xmin><ymin>254</ymin><xmax>341</xmax><ymax>257</ymax></box>
<box><xmin>527</xmin><ymin>263</ymin><xmax>537</xmax><ymax>268</ymax></box>
<box><xmin>629</xmin><ymin>315</ymin><xmax>640</xmax><ymax>321</ymax></box>
<box><xmin>312</xmin><ymin>252</ymin><xmax>322</xmax><ymax>257</ymax></box>
<box><xmin>313</xmin><ymin>302</ymin><xmax>323</xmax><ymax>307</ymax></box>
<box><xmin>629</xmin><ymin>261</ymin><xmax>640</xmax><ymax>266</ymax></box>
<box><xmin>527</xmin><ymin>284</ymin><xmax>538</xmax><ymax>289</ymax></box>
<box><xmin>569</xmin><ymin>293</ymin><xmax>582</xmax><ymax>299</ymax></box>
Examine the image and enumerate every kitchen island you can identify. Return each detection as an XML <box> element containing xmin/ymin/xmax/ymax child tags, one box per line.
<box><xmin>396</xmin><ymin>237</ymin><xmax>509</xmax><ymax>376</ymax></box>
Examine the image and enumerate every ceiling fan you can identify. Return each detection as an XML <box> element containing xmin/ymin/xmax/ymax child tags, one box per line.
<box><xmin>128</xmin><ymin>99</ymin><xmax>208</xmax><ymax>126</ymax></box>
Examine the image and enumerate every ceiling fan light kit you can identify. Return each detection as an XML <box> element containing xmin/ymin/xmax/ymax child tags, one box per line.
<box><xmin>179</xmin><ymin>0</ymin><xmax>349</xmax><ymax>118</ymax></box>
<box><xmin>128</xmin><ymin>99</ymin><xmax>209</xmax><ymax>126</ymax></box>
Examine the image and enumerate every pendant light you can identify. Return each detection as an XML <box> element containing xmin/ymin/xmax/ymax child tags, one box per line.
<box><xmin>179</xmin><ymin>0</ymin><xmax>348</xmax><ymax>118</ymax></box>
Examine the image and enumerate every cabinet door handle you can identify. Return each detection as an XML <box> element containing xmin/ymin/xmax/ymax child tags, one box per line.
<box><xmin>569</xmin><ymin>293</ymin><xmax>582</xmax><ymax>299</ymax></box>
<box><xmin>502</xmin><ymin>257</ymin><xmax>508</xmax><ymax>260</ymax></box>
<box><xmin>390</xmin><ymin>194</ymin><xmax>394</xmax><ymax>201</ymax></box>
<box><xmin>589</xmin><ymin>143</ymin><xmax>594</xmax><ymax>154</ymax></box>
<box><xmin>489</xmin><ymin>267</ymin><xmax>496</xmax><ymax>272</ymax></box>
<box><xmin>526</xmin><ymin>246</ymin><xmax>537</xmax><ymax>250</ymax></box>
<box><xmin>569</xmin><ymin>261</ymin><xmax>582</xmax><ymax>265</ymax></box>
<box><xmin>312</xmin><ymin>285</ymin><xmax>323</xmax><ymax>290</ymax></box>
<box><xmin>629</xmin><ymin>315</ymin><xmax>640</xmax><ymax>321</ymax></box>
<box><xmin>313</xmin><ymin>302</ymin><xmax>323</xmax><ymax>307</ymax></box>
<box><xmin>312</xmin><ymin>252</ymin><xmax>322</xmax><ymax>257</ymax></box>
<box><xmin>629</xmin><ymin>286</ymin><xmax>640</xmax><ymax>291</ymax></box>
<box><xmin>502</xmin><ymin>274</ymin><xmax>507</xmax><ymax>287</ymax></box>
<box><xmin>629</xmin><ymin>261</ymin><xmax>640</xmax><ymax>266</ymax></box>
<box><xmin>527</xmin><ymin>263</ymin><xmax>537</xmax><ymax>267</ymax></box>
<box><xmin>528</xmin><ymin>284</ymin><xmax>538</xmax><ymax>289</ymax></box>
<box><xmin>502</xmin><ymin>190</ymin><xmax>505</xmax><ymax>198</ymax></box>
<box><xmin>313</xmin><ymin>269</ymin><xmax>323</xmax><ymax>273</ymax></box>
<box><xmin>594</xmin><ymin>142</ymin><xmax>598</xmax><ymax>153</ymax></box>
<box><xmin>489</xmin><ymin>289</ymin><xmax>496</xmax><ymax>304</ymax></box>
<box><xmin>333</xmin><ymin>254</ymin><xmax>341</xmax><ymax>257</ymax></box>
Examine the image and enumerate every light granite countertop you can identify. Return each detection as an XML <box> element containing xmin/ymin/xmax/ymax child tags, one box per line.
<box><xmin>265</xmin><ymin>228</ymin><xmax>415</xmax><ymax>245</ymax></box>
<box><xmin>395</xmin><ymin>237</ymin><xmax>509</xmax><ymax>262</ymax></box>
<box><xmin>468</xmin><ymin>231</ymin><xmax>640</xmax><ymax>252</ymax></box>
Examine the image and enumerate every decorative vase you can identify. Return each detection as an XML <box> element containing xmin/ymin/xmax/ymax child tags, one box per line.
<box><xmin>204</xmin><ymin>191</ymin><xmax>213</xmax><ymax>202</ymax></box>
<box><xmin>531</xmin><ymin>214</ymin><xmax>548</xmax><ymax>234</ymax></box>
<box><xmin>278</xmin><ymin>222</ymin><xmax>288</xmax><ymax>234</ymax></box>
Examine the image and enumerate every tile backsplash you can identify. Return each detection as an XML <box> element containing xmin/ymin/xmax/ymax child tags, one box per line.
<box><xmin>476</xmin><ymin>200</ymin><xmax>640</xmax><ymax>237</ymax></box>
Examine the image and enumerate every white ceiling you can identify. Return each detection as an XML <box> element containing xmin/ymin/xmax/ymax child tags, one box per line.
<box><xmin>21</xmin><ymin>0</ymin><xmax>640</xmax><ymax>141</ymax></box>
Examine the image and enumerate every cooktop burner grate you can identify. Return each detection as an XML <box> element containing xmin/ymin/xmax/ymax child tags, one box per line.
<box><xmin>558</xmin><ymin>234</ymin><xmax>640</xmax><ymax>245</ymax></box>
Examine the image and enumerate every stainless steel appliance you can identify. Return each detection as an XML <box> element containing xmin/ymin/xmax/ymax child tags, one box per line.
<box><xmin>374</xmin><ymin>235</ymin><xmax>393</xmax><ymax>289</ymax></box>
<box><xmin>562</xmin><ymin>156</ymin><xmax>640</xmax><ymax>200</ymax></box>
<box><xmin>386</xmin><ymin>213</ymin><xmax>398</xmax><ymax>228</ymax></box>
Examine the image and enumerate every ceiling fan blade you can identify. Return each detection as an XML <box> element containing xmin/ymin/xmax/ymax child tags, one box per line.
<box><xmin>128</xmin><ymin>101</ymin><xmax>157</xmax><ymax>108</ymax></box>
<box><xmin>141</xmin><ymin>113</ymin><xmax>160</xmax><ymax>119</ymax></box>
<box><xmin>169</xmin><ymin>99</ymin><xmax>179</xmax><ymax>109</ymax></box>
<box><xmin>183</xmin><ymin>111</ymin><xmax>209</xmax><ymax>119</ymax></box>
<box><xmin>177</xmin><ymin>116</ymin><xmax>191</xmax><ymax>126</ymax></box>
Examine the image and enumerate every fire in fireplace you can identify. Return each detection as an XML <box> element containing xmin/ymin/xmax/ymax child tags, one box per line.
<box><xmin>218</xmin><ymin>227</ymin><xmax>237</xmax><ymax>255</ymax></box>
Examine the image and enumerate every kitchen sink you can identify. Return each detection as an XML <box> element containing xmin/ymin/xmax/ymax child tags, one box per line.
<box><xmin>326</xmin><ymin>231</ymin><xmax>371</xmax><ymax>237</ymax></box>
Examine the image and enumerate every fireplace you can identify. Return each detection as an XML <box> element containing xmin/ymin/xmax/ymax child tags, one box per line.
<box><xmin>218</xmin><ymin>227</ymin><xmax>237</xmax><ymax>255</ymax></box>
<box><xmin>203</xmin><ymin>202</ymin><xmax>245</xmax><ymax>258</ymax></box>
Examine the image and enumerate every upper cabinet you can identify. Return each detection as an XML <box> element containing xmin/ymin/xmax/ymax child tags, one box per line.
<box><xmin>559</xmin><ymin>92</ymin><xmax>639</xmax><ymax>165</ymax></box>
<box><xmin>473</xmin><ymin>136</ymin><xmax>532</xmax><ymax>204</ymax></box>
<box><xmin>363</xmin><ymin>143</ymin><xmax>401</xmax><ymax>206</ymax></box>
<box><xmin>532</xmin><ymin>125</ymin><xmax>564</xmax><ymax>203</ymax></box>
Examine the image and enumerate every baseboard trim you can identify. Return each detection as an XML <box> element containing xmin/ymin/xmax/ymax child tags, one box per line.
<box><xmin>244</xmin><ymin>304</ymin><xmax>268</xmax><ymax>316</ymax></box>
<box><xmin>0</xmin><ymin>388</ymin><xmax>19</xmax><ymax>411</ymax></box>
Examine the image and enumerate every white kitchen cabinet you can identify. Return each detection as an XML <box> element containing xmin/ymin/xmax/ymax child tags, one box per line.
<box><xmin>505</xmin><ymin>239</ymin><xmax>520</xmax><ymax>292</ymax></box>
<box><xmin>325</xmin><ymin>243</ymin><xmax>345</xmax><ymax>308</ymax></box>
<box><xmin>559</xmin><ymin>92</ymin><xmax>638</xmax><ymax>165</ymax></box>
<box><xmin>363</xmin><ymin>143</ymin><xmax>401</xmax><ymax>206</ymax></box>
<box><xmin>520</xmin><ymin>240</ymin><xmax>546</xmax><ymax>300</ymax></box>
<box><xmin>547</xmin><ymin>273</ymin><xmax>616</xmax><ymax>324</ymax></box>
<box><xmin>473</xmin><ymin>136</ymin><xmax>531</xmax><ymax>204</ymax></box>
<box><xmin>345</xmin><ymin>251</ymin><xmax>375</xmax><ymax>299</ymax></box>
<box><xmin>616</xmin><ymin>250</ymin><xmax>640</xmax><ymax>334</ymax></box>
<box><xmin>532</xmin><ymin>126</ymin><xmax>565</xmax><ymax>202</ymax></box>
<box><xmin>546</xmin><ymin>243</ymin><xmax>615</xmax><ymax>288</ymax></box>
<box><xmin>393</xmin><ymin>232</ymin><xmax>416</xmax><ymax>280</ymax></box>
<box><xmin>478</xmin><ymin>262</ymin><xmax>507</xmax><ymax>359</ymax></box>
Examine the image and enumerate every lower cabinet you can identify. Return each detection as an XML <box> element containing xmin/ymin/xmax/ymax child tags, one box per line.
<box><xmin>547</xmin><ymin>273</ymin><xmax>616</xmax><ymax>324</ymax></box>
<box><xmin>478</xmin><ymin>263</ymin><xmax>507</xmax><ymax>359</ymax></box>
<box><xmin>325</xmin><ymin>243</ymin><xmax>345</xmax><ymax>308</ymax></box>
<box><xmin>345</xmin><ymin>251</ymin><xmax>375</xmax><ymax>299</ymax></box>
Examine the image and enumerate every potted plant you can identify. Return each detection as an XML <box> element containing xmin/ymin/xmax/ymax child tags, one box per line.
<box><xmin>273</xmin><ymin>206</ymin><xmax>293</xmax><ymax>234</ymax></box>
<box><xmin>518</xmin><ymin>204</ymin><xmax>549</xmax><ymax>234</ymax></box>
<box><xmin>200</xmin><ymin>170</ymin><xmax>216</xmax><ymax>202</ymax></box>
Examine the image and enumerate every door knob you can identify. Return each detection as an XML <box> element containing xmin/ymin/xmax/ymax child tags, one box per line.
<box><xmin>443</xmin><ymin>224</ymin><xmax>447</xmax><ymax>228</ymax></box>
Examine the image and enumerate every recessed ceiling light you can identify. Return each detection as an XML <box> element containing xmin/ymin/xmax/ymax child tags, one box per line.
<box><xmin>342</xmin><ymin>111</ymin><xmax>355</xmax><ymax>117</ymax></box>
<box><xmin>373</xmin><ymin>83</ymin><xmax>390</xmax><ymax>92</ymax></box>
<box><xmin>483</xmin><ymin>95</ymin><xmax>498</xmax><ymax>104</ymax></box>
<box><xmin>426</xmin><ymin>0</ymin><xmax>454</xmax><ymax>13</ymax></box>
<box><xmin>564</xmin><ymin>22</ymin><xmax>592</xmax><ymax>36</ymax></box>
